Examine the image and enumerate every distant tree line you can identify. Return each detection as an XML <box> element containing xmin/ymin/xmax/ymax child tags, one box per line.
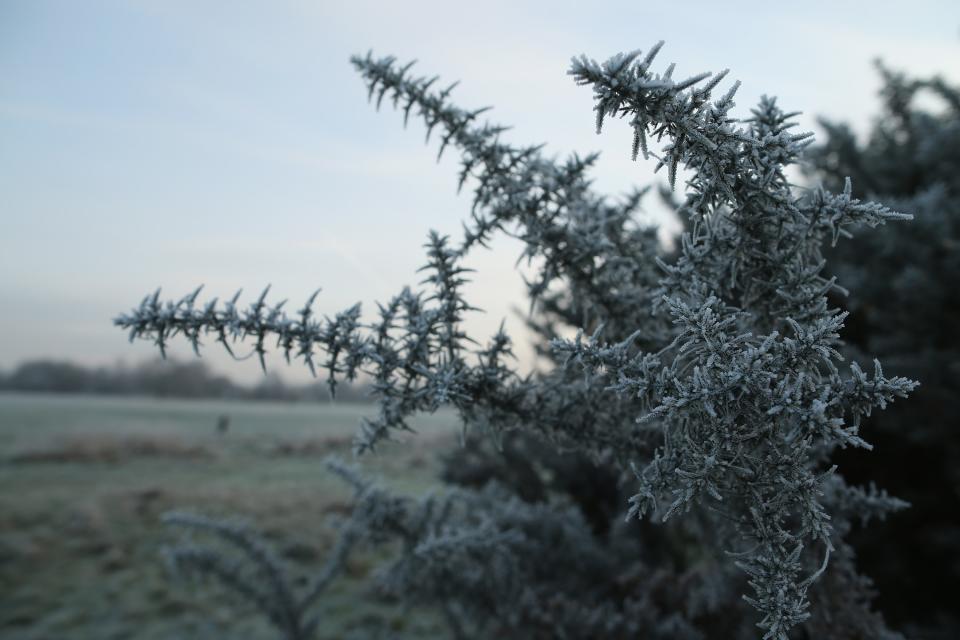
<box><xmin>0</xmin><ymin>359</ymin><xmax>373</xmax><ymax>403</ymax></box>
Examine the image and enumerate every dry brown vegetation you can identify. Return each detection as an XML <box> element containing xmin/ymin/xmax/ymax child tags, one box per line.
<box><xmin>10</xmin><ymin>434</ymin><xmax>213</xmax><ymax>464</ymax></box>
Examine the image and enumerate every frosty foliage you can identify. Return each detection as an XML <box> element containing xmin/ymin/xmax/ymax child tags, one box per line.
<box><xmin>162</xmin><ymin>512</ymin><xmax>335</xmax><ymax>640</ymax></box>
<box><xmin>118</xmin><ymin>42</ymin><xmax>917</xmax><ymax>639</ymax></box>
<box><xmin>808</xmin><ymin>63</ymin><xmax>960</xmax><ymax>636</ymax></box>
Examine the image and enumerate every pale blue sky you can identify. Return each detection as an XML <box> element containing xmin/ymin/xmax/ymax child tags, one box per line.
<box><xmin>2</xmin><ymin>1</ymin><xmax>958</xmax><ymax>382</ymax></box>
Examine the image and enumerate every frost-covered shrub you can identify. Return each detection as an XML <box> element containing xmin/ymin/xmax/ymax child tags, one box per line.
<box><xmin>118</xmin><ymin>42</ymin><xmax>917</xmax><ymax>639</ymax></box>
<box><xmin>161</xmin><ymin>511</ymin><xmax>341</xmax><ymax>640</ymax></box>
<box><xmin>808</xmin><ymin>63</ymin><xmax>960</xmax><ymax>637</ymax></box>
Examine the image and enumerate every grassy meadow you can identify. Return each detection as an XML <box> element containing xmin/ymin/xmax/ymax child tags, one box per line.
<box><xmin>0</xmin><ymin>392</ymin><xmax>459</xmax><ymax>639</ymax></box>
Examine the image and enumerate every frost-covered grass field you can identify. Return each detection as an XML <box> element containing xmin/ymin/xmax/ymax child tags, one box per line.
<box><xmin>0</xmin><ymin>392</ymin><xmax>456</xmax><ymax>639</ymax></box>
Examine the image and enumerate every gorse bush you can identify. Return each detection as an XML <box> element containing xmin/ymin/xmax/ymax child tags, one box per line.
<box><xmin>808</xmin><ymin>63</ymin><xmax>960</xmax><ymax>637</ymax></box>
<box><xmin>117</xmin><ymin>41</ymin><xmax>918</xmax><ymax>639</ymax></box>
